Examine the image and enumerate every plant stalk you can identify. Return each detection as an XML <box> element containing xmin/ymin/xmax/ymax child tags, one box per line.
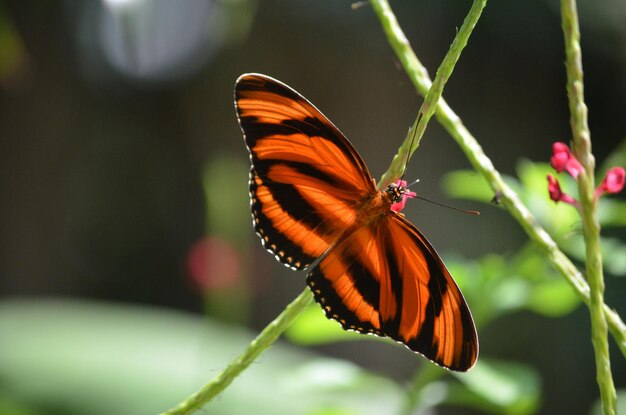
<box><xmin>374</xmin><ymin>0</ymin><xmax>488</xmax><ymax>189</ymax></box>
<box><xmin>560</xmin><ymin>0</ymin><xmax>616</xmax><ymax>413</ymax></box>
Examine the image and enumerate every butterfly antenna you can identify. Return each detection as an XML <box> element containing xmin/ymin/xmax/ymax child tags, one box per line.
<box><xmin>406</xmin><ymin>178</ymin><xmax>420</xmax><ymax>188</ymax></box>
<box><xmin>415</xmin><ymin>195</ymin><xmax>480</xmax><ymax>216</ymax></box>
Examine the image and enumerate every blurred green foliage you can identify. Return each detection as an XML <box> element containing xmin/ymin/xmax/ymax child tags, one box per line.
<box><xmin>591</xmin><ymin>390</ymin><xmax>626</xmax><ymax>415</ymax></box>
<box><xmin>0</xmin><ymin>4</ymin><xmax>24</xmax><ymax>83</ymax></box>
<box><xmin>200</xmin><ymin>155</ymin><xmax>252</xmax><ymax>324</ymax></box>
<box><xmin>0</xmin><ymin>300</ymin><xmax>403</xmax><ymax>415</ymax></box>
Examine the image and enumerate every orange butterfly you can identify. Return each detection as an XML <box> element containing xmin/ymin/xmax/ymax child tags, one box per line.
<box><xmin>234</xmin><ymin>73</ymin><xmax>478</xmax><ymax>371</ymax></box>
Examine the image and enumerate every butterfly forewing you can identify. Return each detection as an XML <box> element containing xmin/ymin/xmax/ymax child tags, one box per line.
<box><xmin>235</xmin><ymin>73</ymin><xmax>375</xmax><ymax>269</ymax></box>
<box><xmin>235</xmin><ymin>73</ymin><xmax>478</xmax><ymax>371</ymax></box>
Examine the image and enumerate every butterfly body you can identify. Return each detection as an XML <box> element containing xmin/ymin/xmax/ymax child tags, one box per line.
<box><xmin>235</xmin><ymin>73</ymin><xmax>478</xmax><ymax>371</ymax></box>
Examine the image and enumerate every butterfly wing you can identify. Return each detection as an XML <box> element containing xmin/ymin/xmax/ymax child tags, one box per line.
<box><xmin>236</xmin><ymin>73</ymin><xmax>477</xmax><ymax>370</ymax></box>
<box><xmin>235</xmin><ymin>73</ymin><xmax>376</xmax><ymax>270</ymax></box>
<box><xmin>307</xmin><ymin>212</ymin><xmax>478</xmax><ymax>371</ymax></box>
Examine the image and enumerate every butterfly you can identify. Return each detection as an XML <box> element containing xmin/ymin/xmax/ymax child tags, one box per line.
<box><xmin>234</xmin><ymin>73</ymin><xmax>478</xmax><ymax>371</ymax></box>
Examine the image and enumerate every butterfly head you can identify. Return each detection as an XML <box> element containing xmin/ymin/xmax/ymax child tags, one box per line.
<box><xmin>387</xmin><ymin>180</ymin><xmax>417</xmax><ymax>212</ymax></box>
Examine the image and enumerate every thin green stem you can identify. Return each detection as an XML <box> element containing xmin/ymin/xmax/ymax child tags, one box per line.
<box><xmin>374</xmin><ymin>0</ymin><xmax>487</xmax><ymax>189</ymax></box>
<box><xmin>370</xmin><ymin>0</ymin><xmax>626</xmax><ymax>359</ymax></box>
<box><xmin>561</xmin><ymin>0</ymin><xmax>616</xmax><ymax>413</ymax></box>
<box><xmin>160</xmin><ymin>288</ymin><xmax>313</xmax><ymax>415</ymax></box>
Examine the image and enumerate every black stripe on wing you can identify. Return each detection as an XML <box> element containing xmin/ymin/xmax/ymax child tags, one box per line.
<box><xmin>250</xmin><ymin>170</ymin><xmax>319</xmax><ymax>270</ymax></box>
<box><xmin>235</xmin><ymin>73</ymin><xmax>375</xmax><ymax>192</ymax></box>
<box><xmin>306</xmin><ymin>226</ymin><xmax>386</xmax><ymax>336</ymax></box>
<box><xmin>385</xmin><ymin>214</ymin><xmax>478</xmax><ymax>371</ymax></box>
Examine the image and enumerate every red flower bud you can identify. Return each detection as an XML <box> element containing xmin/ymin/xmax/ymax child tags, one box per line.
<box><xmin>595</xmin><ymin>167</ymin><xmax>625</xmax><ymax>197</ymax></box>
<box><xmin>550</xmin><ymin>142</ymin><xmax>570</xmax><ymax>172</ymax></box>
<box><xmin>547</xmin><ymin>174</ymin><xmax>577</xmax><ymax>205</ymax></box>
<box><xmin>550</xmin><ymin>142</ymin><xmax>583</xmax><ymax>178</ymax></box>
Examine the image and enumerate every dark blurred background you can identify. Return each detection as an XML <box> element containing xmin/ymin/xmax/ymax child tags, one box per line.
<box><xmin>0</xmin><ymin>0</ymin><xmax>624</xmax><ymax>414</ymax></box>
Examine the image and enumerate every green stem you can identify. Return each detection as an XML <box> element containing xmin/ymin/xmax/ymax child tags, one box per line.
<box><xmin>561</xmin><ymin>0</ymin><xmax>616</xmax><ymax>413</ymax></box>
<box><xmin>374</xmin><ymin>0</ymin><xmax>487</xmax><ymax>189</ymax></box>
<box><xmin>370</xmin><ymin>0</ymin><xmax>626</xmax><ymax>359</ymax></box>
<box><xmin>160</xmin><ymin>288</ymin><xmax>313</xmax><ymax>415</ymax></box>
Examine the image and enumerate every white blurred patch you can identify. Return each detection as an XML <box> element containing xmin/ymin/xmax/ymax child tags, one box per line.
<box><xmin>77</xmin><ymin>0</ymin><xmax>226</xmax><ymax>85</ymax></box>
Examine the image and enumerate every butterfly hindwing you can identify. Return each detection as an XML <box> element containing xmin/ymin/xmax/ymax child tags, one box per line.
<box><xmin>235</xmin><ymin>73</ymin><xmax>376</xmax><ymax>269</ymax></box>
<box><xmin>307</xmin><ymin>224</ymin><xmax>387</xmax><ymax>337</ymax></box>
<box><xmin>307</xmin><ymin>213</ymin><xmax>478</xmax><ymax>371</ymax></box>
<box><xmin>384</xmin><ymin>214</ymin><xmax>478</xmax><ymax>371</ymax></box>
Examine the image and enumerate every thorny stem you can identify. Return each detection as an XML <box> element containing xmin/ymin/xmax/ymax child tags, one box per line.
<box><xmin>561</xmin><ymin>0</ymin><xmax>616</xmax><ymax>413</ymax></box>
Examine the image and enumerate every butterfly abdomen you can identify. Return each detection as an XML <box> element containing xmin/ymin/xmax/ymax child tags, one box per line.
<box><xmin>353</xmin><ymin>190</ymin><xmax>393</xmax><ymax>225</ymax></box>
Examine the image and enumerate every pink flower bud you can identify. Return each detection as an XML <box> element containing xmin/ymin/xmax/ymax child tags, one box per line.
<box><xmin>596</xmin><ymin>167</ymin><xmax>625</xmax><ymax>197</ymax></box>
<box><xmin>547</xmin><ymin>175</ymin><xmax>577</xmax><ymax>205</ymax></box>
<box><xmin>550</xmin><ymin>142</ymin><xmax>570</xmax><ymax>172</ymax></box>
<box><xmin>550</xmin><ymin>141</ymin><xmax>584</xmax><ymax>178</ymax></box>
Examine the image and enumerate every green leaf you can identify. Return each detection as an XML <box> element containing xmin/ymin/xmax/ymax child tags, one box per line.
<box><xmin>516</xmin><ymin>160</ymin><xmax>579</xmax><ymax>233</ymax></box>
<box><xmin>203</xmin><ymin>153</ymin><xmax>251</xmax><ymax>242</ymax></box>
<box><xmin>517</xmin><ymin>160</ymin><xmax>552</xmax><ymax>191</ymax></box>
<box><xmin>527</xmin><ymin>277</ymin><xmax>581</xmax><ymax>317</ymax></box>
<box><xmin>560</xmin><ymin>234</ymin><xmax>626</xmax><ymax>277</ymax></box>
<box><xmin>489</xmin><ymin>278</ymin><xmax>531</xmax><ymax>314</ymax></box>
<box><xmin>285</xmin><ymin>304</ymin><xmax>362</xmax><ymax>345</ymax></box>
<box><xmin>600</xmin><ymin>237</ymin><xmax>626</xmax><ymax>276</ymax></box>
<box><xmin>441</xmin><ymin>170</ymin><xmax>495</xmax><ymax>202</ymax></box>
<box><xmin>0</xmin><ymin>299</ymin><xmax>403</xmax><ymax>415</ymax></box>
<box><xmin>0</xmin><ymin>396</ymin><xmax>41</xmax><ymax>415</ymax></box>
<box><xmin>447</xmin><ymin>243</ymin><xmax>583</xmax><ymax>325</ymax></box>
<box><xmin>512</xmin><ymin>245</ymin><xmax>552</xmax><ymax>282</ymax></box>
<box><xmin>448</xmin><ymin>358</ymin><xmax>541</xmax><ymax>415</ymax></box>
<box><xmin>445</xmin><ymin>255</ymin><xmax>482</xmax><ymax>288</ymax></box>
<box><xmin>590</xmin><ymin>388</ymin><xmax>626</xmax><ymax>415</ymax></box>
<box><xmin>598</xmin><ymin>199</ymin><xmax>626</xmax><ymax>228</ymax></box>
<box><xmin>308</xmin><ymin>408</ymin><xmax>360</xmax><ymax>415</ymax></box>
<box><xmin>598</xmin><ymin>138</ymin><xmax>626</xmax><ymax>177</ymax></box>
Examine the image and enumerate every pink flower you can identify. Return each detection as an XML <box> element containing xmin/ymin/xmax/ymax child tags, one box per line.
<box><xmin>550</xmin><ymin>142</ymin><xmax>584</xmax><ymax>179</ymax></box>
<box><xmin>595</xmin><ymin>167</ymin><xmax>625</xmax><ymax>197</ymax></box>
<box><xmin>390</xmin><ymin>180</ymin><xmax>417</xmax><ymax>212</ymax></box>
<box><xmin>547</xmin><ymin>174</ymin><xmax>577</xmax><ymax>205</ymax></box>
